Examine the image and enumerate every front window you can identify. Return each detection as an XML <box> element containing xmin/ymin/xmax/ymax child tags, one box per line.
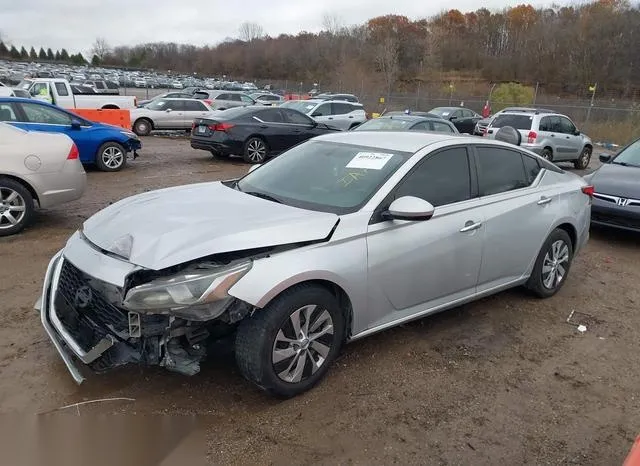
<box><xmin>613</xmin><ymin>139</ymin><xmax>640</xmax><ymax>167</ymax></box>
<box><xmin>236</xmin><ymin>140</ymin><xmax>412</xmax><ymax>214</ymax></box>
<box><xmin>20</xmin><ymin>103</ymin><xmax>72</xmax><ymax>125</ymax></box>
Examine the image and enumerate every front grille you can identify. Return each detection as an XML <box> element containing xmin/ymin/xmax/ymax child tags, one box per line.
<box><xmin>55</xmin><ymin>260</ymin><xmax>128</xmax><ymax>351</ymax></box>
<box><xmin>592</xmin><ymin>212</ymin><xmax>640</xmax><ymax>230</ymax></box>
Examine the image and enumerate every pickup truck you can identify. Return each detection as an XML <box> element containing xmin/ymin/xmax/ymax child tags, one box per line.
<box><xmin>17</xmin><ymin>78</ymin><xmax>136</xmax><ymax>109</ymax></box>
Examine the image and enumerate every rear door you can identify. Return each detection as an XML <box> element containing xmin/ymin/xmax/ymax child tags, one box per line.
<box><xmin>253</xmin><ymin>108</ymin><xmax>290</xmax><ymax>152</ymax></box>
<box><xmin>310</xmin><ymin>103</ymin><xmax>334</xmax><ymax>127</ymax></box>
<box><xmin>183</xmin><ymin>100</ymin><xmax>211</xmax><ymax>128</ymax></box>
<box><xmin>471</xmin><ymin>145</ymin><xmax>557</xmax><ymax>292</ymax></box>
<box><xmin>281</xmin><ymin>108</ymin><xmax>318</xmax><ymax>144</ymax></box>
<box><xmin>330</xmin><ymin>102</ymin><xmax>355</xmax><ymax>130</ymax></box>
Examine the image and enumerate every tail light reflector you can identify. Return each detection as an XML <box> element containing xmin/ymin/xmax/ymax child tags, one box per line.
<box><xmin>67</xmin><ymin>143</ymin><xmax>79</xmax><ymax>160</ymax></box>
<box><xmin>204</xmin><ymin>99</ymin><xmax>212</xmax><ymax>106</ymax></box>
<box><xmin>482</xmin><ymin>128</ymin><xmax>488</xmax><ymax>137</ymax></box>
<box><xmin>209</xmin><ymin>122</ymin><xmax>235</xmax><ymax>132</ymax></box>
<box><xmin>581</xmin><ymin>185</ymin><xmax>594</xmax><ymax>197</ymax></box>
<box><xmin>527</xmin><ymin>131</ymin><xmax>537</xmax><ymax>144</ymax></box>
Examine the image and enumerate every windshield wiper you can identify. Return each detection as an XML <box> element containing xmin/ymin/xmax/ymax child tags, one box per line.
<box><xmin>612</xmin><ymin>161</ymin><xmax>629</xmax><ymax>166</ymax></box>
<box><xmin>244</xmin><ymin>191</ymin><xmax>283</xmax><ymax>204</ymax></box>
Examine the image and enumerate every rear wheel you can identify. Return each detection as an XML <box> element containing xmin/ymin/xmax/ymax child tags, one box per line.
<box><xmin>133</xmin><ymin>118</ymin><xmax>152</xmax><ymax>136</ymax></box>
<box><xmin>526</xmin><ymin>229</ymin><xmax>573</xmax><ymax>298</ymax></box>
<box><xmin>96</xmin><ymin>142</ymin><xmax>127</xmax><ymax>171</ymax></box>
<box><xmin>243</xmin><ymin>137</ymin><xmax>268</xmax><ymax>164</ymax></box>
<box><xmin>0</xmin><ymin>178</ymin><xmax>34</xmax><ymax>237</ymax></box>
<box><xmin>574</xmin><ymin>146</ymin><xmax>592</xmax><ymax>169</ymax></box>
<box><xmin>541</xmin><ymin>147</ymin><xmax>553</xmax><ymax>161</ymax></box>
<box><xmin>235</xmin><ymin>285</ymin><xmax>345</xmax><ymax>398</ymax></box>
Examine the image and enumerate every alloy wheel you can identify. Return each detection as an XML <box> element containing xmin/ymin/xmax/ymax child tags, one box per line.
<box><xmin>272</xmin><ymin>305</ymin><xmax>334</xmax><ymax>383</ymax></box>
<box><xmin>102</xmin><ymin>146</ymin><xmax>124</xmax><ymax>169</ymax></box>
<box><xmin>0</xmin><ymin>188</ymin><xmax>26</xmax><ymax>230</ymax></box>
<box><xmin>247</xmin><ymin>139</ymin><xmax>266</xmax><ymax>163</ymax></box>
<box><xmin>542</xmin><ymin>240</ymin><xmax>570</xmax><ymax>289</ymax></box>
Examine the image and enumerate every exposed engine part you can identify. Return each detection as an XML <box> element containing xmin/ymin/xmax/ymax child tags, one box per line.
<box><xmin>90</xmin><ymin>343</ymin><xmax>141</xmax><ymax>373</ymax></box>
<box><xmin>128</xmin><ymin>311</ymin><xmax>141</xmax><ymax>337</ymax></box>
<box><xmin>224</xmin><ymin>300</ymin><xmax>253</xmax><ymax>324</ymax></box>
<box><xmin>142</xmin><ymin>337</ymin><xmax>161</xmax><ymax>365</ymax></box>
<box><xmin>161</xmin><ymin>338</ymin><xmax>204</xmax><ymax>376</ymax></box>
<box><xmin>185</xmin><ymin>327</ymin><xmax>209</xmax><ymax>347</ymax></box>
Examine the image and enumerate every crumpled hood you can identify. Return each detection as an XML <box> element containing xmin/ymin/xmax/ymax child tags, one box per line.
<box><xmin>592</xmin><ymin>163</ymin><xmax>640</xmax><ymax>199</ymax></box>
<box><xmin>81</xmin><ymin>182</ymin><xmax>339</xmax><ymax>270</ymax></box>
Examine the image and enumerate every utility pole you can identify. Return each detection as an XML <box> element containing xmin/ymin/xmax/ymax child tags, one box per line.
<box><xmin>585</xmin><ymin>82</ymin><xmax>597</xmax><ymax>131</ymax></box>
<box><xmin>532</xmin><ymin>82</ymin><xmax>539</xmax><ymax>105</ymax></box>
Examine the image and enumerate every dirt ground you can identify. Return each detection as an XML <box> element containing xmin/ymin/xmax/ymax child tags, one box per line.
<box><xmin>1</xmin><ymin>136</ymin><xmax>639</xmax><ymax>465</ymax></box>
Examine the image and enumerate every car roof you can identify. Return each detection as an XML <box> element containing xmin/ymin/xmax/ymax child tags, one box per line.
<box><xmin>0</xmin><ymin>96</ymin><xmax>39</xmax><ymax>104</ymax></box>
<box><xmin>314</xmin><ymin>130</ymin><xmax>534</xmax><ymax>153</ymax></box>
<box><xmin>497</xmin><ymin>110</ymin><xmax>563</xmax><ymax>117</ymax></box>
<box><xmin>374</xmin><ymin>115</ymin><xmax>441</xmax><ymax>122</ymax></box>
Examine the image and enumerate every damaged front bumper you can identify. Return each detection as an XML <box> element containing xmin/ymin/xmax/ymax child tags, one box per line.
<box><xmin>36</xmin><ymin>239</ymin><xmax>234</xmax><ymax>385</ymax></box>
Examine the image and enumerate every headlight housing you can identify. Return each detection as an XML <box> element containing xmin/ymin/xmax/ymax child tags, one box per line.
<box><xmin>122</xmin><ymin>261</ymin><xmax>251</xmax><ymax>320</ymax></box>
<box><xmin>120</xmin><ymin>130</ymin><xmax>138</xmax><ymax>139</ymax></box>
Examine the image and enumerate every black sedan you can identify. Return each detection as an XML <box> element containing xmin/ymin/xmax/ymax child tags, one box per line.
<box><xmin>428</xmin><ymin>107</ymin><xmax>482</xmax><ymax>134</ymax></box>
<box><xmin>352</xmin><ymin>115</ymin><xmax>459</xmax><ymax>133</ymax></box>
<box><xmin>190</xmin><ymin>106</ymin><xmax>340</xmax><ymax>163</ymax></box>
<box><xmin>585</xmin><ymin>139</ymin><xmax>640</xmax><ymax>232</ymax></box>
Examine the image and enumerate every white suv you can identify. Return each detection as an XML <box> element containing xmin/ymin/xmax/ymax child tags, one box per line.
<box><xmin>280</xmin><ymin>99</ymin><xmax>366</xmax><ymax>130</ymax></box>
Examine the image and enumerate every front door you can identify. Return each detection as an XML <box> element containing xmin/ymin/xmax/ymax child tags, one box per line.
<box><xmin>557</xmin><ymin>116</ymin><xmax>582</xmax><ymax>160</ymax></box>
<box><xmin>472</xmin><ymin>146</ymin><xmax>558</xmax><ymax>291</ymax></box>
<box><xmin>156</xmin><ymin>99</ymin><xmax>185</xmax><ymax>129</ymax></box>
<box><xmin>365</xmin><ymin>146</ymin><xmax>484</xmax><ymax>329</ymax></box>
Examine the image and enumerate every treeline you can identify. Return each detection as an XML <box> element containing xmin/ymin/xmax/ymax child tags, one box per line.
<box><xmin>0</xmin><ymin>43</ymin><xmax>86</xmax><ymax>65</ymax></box>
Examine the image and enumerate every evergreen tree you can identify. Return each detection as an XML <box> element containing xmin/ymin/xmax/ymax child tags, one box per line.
<box><xmin>91</xmin><ymin>54</ymin><xmax>100</xmax><ymax>66</ymax></box>
<box><xmin>0</xmin><ymin>42</ymin><xmax>8</xmax><ymax>57</ymax></box>
<box><xmin>19</xmin><ymin>46</ymin><xmax>28</xmax><ymax>59</ymax></box>
<box><xmin>38</xmin><ymin>47</ymin><xmax>46</xmax><ymax>60</ymax></box>
<box><xmin>59</xmin><ymin>49</ymin><xmax>69</xmax><ymax>61</ymax></box>
<box><xmin>54</xmin><ymin>50</ymin><xmax>61</xmax><ymax>61</ymax></box>
<box><xmin>10</xmin><ymin>45</ymin><xmax>20</xmax><ymax>59</ymax></box>
<box><xmin>29</xmin><ymin>47</ymin><xmax>37</xmax><ymax>60</ymax></box>
<box><xmin>46</xmin><ymin>48</ymin><xmax>54</xmax><ymax>60</ymax></box>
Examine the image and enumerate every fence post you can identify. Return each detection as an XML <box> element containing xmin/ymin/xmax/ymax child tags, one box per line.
<box><xmin>533</xmin><ymin>82</ymin><xmax>539</xmax><ymax>105</ymax></box>
<box><xmin>585</xmin><ymin>82</ymin><xmax>597</xmax><ymax>131</ymax></box>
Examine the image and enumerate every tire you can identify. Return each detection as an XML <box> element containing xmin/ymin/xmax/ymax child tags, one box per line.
<box><xmin>541</xmin><ymin>147</ymin><xmax>553</xmax><ymax>161</ymax></box>
<box><xmin>235</xmin><ymin>284</ymin><xmax>346</xmax><ymax>398</ymax></box>
<box><xmin>96</xmin><ymin>142</ymin><xmax>127</xmax><ymax>172</ymax></box>
<box><xmin>574</xmin><ymin>146</ymin><xmax>592</xmax><ymax>170</ymax></box>
<box><xmin>526</xmin><ymin>229</ymin><xmax>573</xmax><ymax>298</ymax></box>
<box><xmin>243</xmin><ymin>137</ymin><xmax>268</xmax><ymax>164</ymax></box>
<box><xmin>133</xmin><ymin>118</ymin><xmax>152</xmax><ymax>136</ymax></box>
<box><xmin>0</xmin><ymin>177</ymin><xmax>34</xmax><ymax>237</ymax></box>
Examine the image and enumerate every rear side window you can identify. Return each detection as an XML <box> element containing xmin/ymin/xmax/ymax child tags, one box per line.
<box><xmin>184</xmin><ymin>100</ymin><xmax>207</xmax><ymax>111</ymax></box>
<box><xmin>431</xmin><ymin>121</ymin><xmax>455</xmax><ymax>133</ymax></box>
<box><xmin>282</xmin><ymin>109</ymin><xmax>312</xmax><ymax>125</ymax></box>
<box><xmin>95</xmin><ymin>82</ymin><xmax>105</xmax><ymax>89</ymax></box>
<box><xmin>491</xmin><ymin>114</ymin><xmax>533</xmax><ymax>130</ymax></box>
<box><xmin>523</xmin><ymin>155</ymin><xmax>542</xmax><ymax>184</ymax></box>
<box><xmin>0</xmin><ymin>103</ymin><xmax>18</xmax><ymax>121</ymax></box>
<box><xmin>332</xmin><ymin>103</ymin><xmax>353</xmax><ymax>115</ymax></box>
<box><xmin>105</xmin><ymin>81</ymin><xmax>119</xmax><ymax>90</ymax></box>
<box><xmin>476</xmin><ymin>147</ymin><xmax>529</xmax><ymax>196</ymax></box>
<box><xmin>256</xmin><ymin>108</ymin><xmax>284</xmax><ymax>123</ymax></box>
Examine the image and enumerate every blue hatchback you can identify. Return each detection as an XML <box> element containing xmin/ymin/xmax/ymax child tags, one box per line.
<box><xmin>0</xmin><ymin>97</ymin><xmax>141</xmax><ymax>171</ymax></box>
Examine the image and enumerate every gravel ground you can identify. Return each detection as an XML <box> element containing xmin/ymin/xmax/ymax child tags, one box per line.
<box><xmin>0</xmin><ymin>137</ymin><xmax>638</xmax><ymax>465</ymax></box>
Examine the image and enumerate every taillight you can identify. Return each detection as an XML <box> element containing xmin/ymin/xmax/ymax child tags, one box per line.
<box><xmin>67</xmin><ymin>143</ymin><xmax>79</xmax><ymax>160</ymax></box>
<box><xmin>527</xmin><ymin>131</ymin><xmax>537</xmax><ymax>144</ymax></box>
<box><xmin>482</xmin><ymin>128</ymin><xmax>488</xmax><ymax>137</ymax></box>
<box><xmin>208</xmin><ymin>122</ymin><xmax>235</xmax><ymax>132</ymax></box>
<box><xmin>581</xmin><ymin>185</ymin><xmax>594</xmax><ymax>197</ymax></box>
<box><xmin>204</xmin><ymin>99</ymin><xmax>212</xmax><ymax>106</ymax></box>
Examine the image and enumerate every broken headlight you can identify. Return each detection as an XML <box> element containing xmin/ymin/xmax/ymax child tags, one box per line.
<box><xmin>123</xmin><ymin>262</ymin><xmax>251</xmax><ymax>315</ymax></box>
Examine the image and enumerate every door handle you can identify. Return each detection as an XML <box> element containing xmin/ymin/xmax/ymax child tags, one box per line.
<box><xmin>459</xmin><ymin>221</ymin><xmax>483</xmax><ymax>232</ymax></box>
<box><xmin>328</xmin><ymin>117</ymin><xmax>333</xmax><ymax>120</ymax></box>
<box><xmin>550</xmin><ymin>134</ymin><xmax>555</xmax><ymax>137</ymax></box>
<box><xmin>348</xmin><ymin>116</ymin><xmax>354</xmax><ymax>118</ymax></box>
<box><xmin>537</xmin><ymin>196</ymin><xmax>553</xmax><ymax>205</ymax></box>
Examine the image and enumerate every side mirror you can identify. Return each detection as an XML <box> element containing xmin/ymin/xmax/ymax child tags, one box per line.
<box><xmin>248</xmin><ymin>164</ymin><xmax>261</xmax><ymax>173</ymax></box>
<box><xmin>70</xmin><ymin>119</ymin><xmax>82</xmax><ymax>129</ymax></box>
<box><xmin>574</xmin><ymin>130</ymin><xmax>581</xmax><ymax>136</ymax></box>
<box><xmin>599</xmin><ymin>153</ymin><xmax>612</xmax><ymax>163</ymax></box>
<box><xmin>383</xmin><ymin>196</ymin><xmax>435</xmax><ymax>221</ymax></box>
<box><xmin>311</xmin><ymin>112</ymin><xmax>321</xmax><ymax>117</ymax></box>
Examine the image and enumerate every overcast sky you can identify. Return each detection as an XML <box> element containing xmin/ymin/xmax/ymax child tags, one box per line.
<box><xmin>1</xmin><ymin>0</ymin><xmax>552</xmax><ymax>55</ymax></box>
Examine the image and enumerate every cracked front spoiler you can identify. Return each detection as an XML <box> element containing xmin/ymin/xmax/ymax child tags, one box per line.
<box><xmin>36</xmin><ymin>252</ymin><xmax>115</xmax><ymax>385</ymax></box>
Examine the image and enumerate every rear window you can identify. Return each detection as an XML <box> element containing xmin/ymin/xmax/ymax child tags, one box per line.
<box><xmin>491</xmin><ymin>114</ymin><xmax>533</xmax><ymax>130</ymax></box>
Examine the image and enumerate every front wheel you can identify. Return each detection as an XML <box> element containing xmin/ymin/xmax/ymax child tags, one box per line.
<box><xmin>0</xmin><ymin>178</ymin><xmax>34</xmax><ymax>236</ymax></box>
<box><xmin>574</xmin><ymin>146</ymin><xmax>592</xmax><ymax>169</ymax></box>
<box><xmin>96</xmin><ymin>142</ymin><xmax>127</xmax><ymax>171</ymax></box>
<box><xmin>526</xmin><ymin>229</ymin><xmax>573</xmax><ymax>298</ymax></box>
<box><xmin>235</xmin><ymin>285</ymin><xmax>345</xmax><ymax>398</ymax></box>
<box><xmin>133</xmin><ymin>118</ymin><xmax>152</xmax><ymax>136</ymax></box>
<box><xmin>243</xmin><ymin>137</ymin><xmax>268</xmax><ymax>164</ymax></box>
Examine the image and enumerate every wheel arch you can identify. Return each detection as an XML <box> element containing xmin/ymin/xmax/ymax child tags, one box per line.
<box><xmin>0</xmin><ymin>174</ymin><xmax>39</xmax><ymax>205</ymax></box>
<box><xmin>555</xmin><ymin>222</ymin><xmax>577</xmax><ymax>251</ymax></box>
<box><xmin>237</xmin><ymin>276</ymin><xmax>354</xmax><ymax>340</ymax></box>
<box><xmin>101</xmin><ymin>104</ymin><xmax>120</xmax><ymax>109</ymax></box>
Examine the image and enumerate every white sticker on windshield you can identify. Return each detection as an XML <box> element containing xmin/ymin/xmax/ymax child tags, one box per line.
<box><xmin>441</xmin><ymin>112</ymin><xmax>450</xmax><ymax>116</ymax></box>
<box><xmin>346</xmin><ymin>152</ymin><xmax>394</xmax><ymax>170</ymax></box>
<box><xmin>306</xmin><ymin>105</ymin><xmax>314</xmax><ymax>110</ymax></box>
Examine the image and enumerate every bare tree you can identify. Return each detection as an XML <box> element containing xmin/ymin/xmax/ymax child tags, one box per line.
<box><xmin>376</xmin><ymin>36</ymin><xmax>399</xmax><ymax>98</ymax></box>
<box><xmin>91</xmin><ymin>37</ymin><xmax>111</xmax><ymax>61</ymax></box>
<box><xmin>322</xmin><ymin>13</ymin><xmax>345</xmax><ymax>35</ymax></box>
<box><xmin>238</xmin><ymin>22</ymin><xmax>264</xmax><ymax>42</ymax></box>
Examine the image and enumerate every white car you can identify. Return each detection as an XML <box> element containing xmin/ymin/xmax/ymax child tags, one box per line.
<box><xmin>130</xmin><ymin>98</ymin><xmax>214</xmax><ymax>135</ymax></box>
<box><xmin>0</xmin><ymin>123</ymin><xmax>86</xmax><ymax>236</ymax></box>
<box><xmin>280</xmin><ymin>99</ymin><xmax>367</xmax><ymax>130</ymax></box>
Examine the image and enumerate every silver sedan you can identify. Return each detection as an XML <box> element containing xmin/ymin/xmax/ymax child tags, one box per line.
<box><xmin>0</xmin><ymin>123</ymin><xmax>86</xmax><ymax>236</ymax></box>
<box><xmin>37</xmin><ymin>131</ymin><xmax>591</xmax><ymax>397</ymax></box>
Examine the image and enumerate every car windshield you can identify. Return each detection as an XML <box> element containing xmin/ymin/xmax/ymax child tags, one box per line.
<box><xmin>613</xmin><ymin>139</ymin><xmax>640</xmax><ymax>167</ymax></box>
<box><xmin>429</xmin><ymin>107</ymin><xmax>453</xmax><ymax>117</ymax></box>
<box><xmin>236</xmin><ymin>140</ymin><xmax>412</xmax><ymax>214</ymax></box>
<box><xmin>146</xmin><ymin>100</ymin><xmax>169</xmax><ymax>110</ymax></box>
<box><xmin>491</xmin><ymin>114</ymin><xmax>534</xmax><ymax>130</ymax></box>
<box><xmin>354</xmin><ymin>118</ymin><xmax>414</xmax><ymax>131</ymax></box>
<box><xmin>281</xmin><ymin>101</ymin><xmax>316</xmax><ymax>113</ymax></box>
